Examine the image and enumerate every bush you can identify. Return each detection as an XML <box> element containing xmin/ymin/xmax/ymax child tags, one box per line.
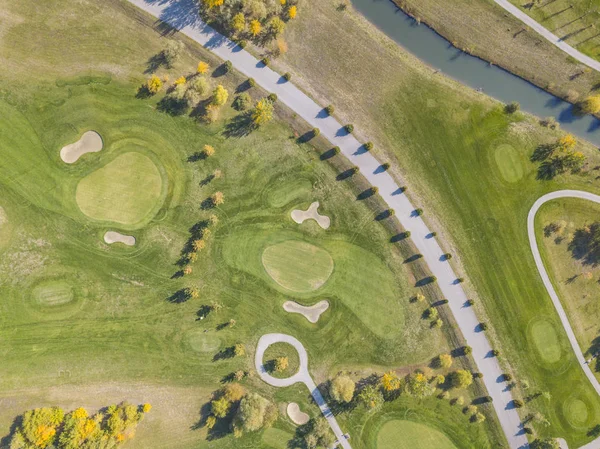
<box><xmin>312</xmin><ymin>128</ymin><xmax>320</xmax><ymax>137</ymax></box>
<box><xmin>344</xmin><ymin>124</ymin><xmax>354</xmax><ymax>133</ymax></box>
<box><xmin>505</xmin><ymin>101</ymin><xmax>520</xmax><ymax>113</ymax></box>
<box><xmin>261</xmin><ymin>57</ymin><xmax>270</xmax><ymax>66</ymax></box>
<box><xmin>371</xmin><ymin>186</ymin><xmax>379</xmax><ymax>194</ymax></box>
<box><xmin>414</xmin><ymin>208</ymin><xmax>423</xmax><ymax>216</ymax></box>
<box><xmin>381</xmin><ymin>162</ymin><xmax>390</xmax><ymax>171</ymax></box>
<box><xmin>224</xmin><ymin>60</ymin><xmax>233</xmax><ymax>72</ymax></box>
<box><xmin>479</xmin><ymin>322</ymin><xmax>488</xmax><ymax>331</ymax></box>
<box><xmin>444</xmin><ymin>253</ymin><xmax>452</xmax><ymax>259</ymax></box>
<box><xmin>332</xmin><ymin>146</ymin><xmax>340</xmax><ymax>155</ymax></box>
<box><xmin>456</xmin><ymin>277</ymin><xmax>464</xmax><ymax>283</ymax></box>
<box><xmin>248</xmin><ymin>78</ymin><xmax>256</xmax><ymax>87</ymax></box>
<box><xmin>233</xmin><ymin>92</ymin><xmax>252</xmax><ymax>111</ymax></box>
<box><xmin>540</xmin><ymin>116</ymin><xmax>559</xmax><ymax>130</ymax></box>
<box><xmin>267</xmin><ymin>93</ymin><xmax>278</xmax><ymax>103</ymax></box>
<box><xmin>404</xmin><ymin>231</ymin><xmax>411</xmax><ymax>238</ymax></box>
<box><xmin>504</xmin><ymin>373</ymin><xmax>513</xmax><ymax>381</ymax></box>
<box><xmin>491</xmin><ymin>349</ymin><xmax>500</xmax><ymax>357</ymax></box>
<box><xmin>238</xmin><ymin>40</ymin><xmax>247</xmax><ymax>49</ymax></box>
<box><xmin>466</xmin><ymin>299</ymin><xmax>474</xmax><ymax>306</ymax></box>
<box><xmin>430</xmin><ymin>276</ymin><xmax>437</xmax><ymax>282</ymax></box>
<box><xmin>462</xmin><ymin>346</ymin><xmax>472</xmax><ymax>355</ymax></box>
<box><xmin>350</xmin><ymin>166</ymin><xmax>359</xmax><ymax>174</ymax></box>
<box><xmin>283</xmin><ymin>72</ymin><xmax>292</xmax><ymax>81</ymax></box>
<box><xmin>513</xmin><ymin>399</ymin><xmax>524</xmax><ymax>408</ymax></box>
<box><xmin>364</xmin><ymin>141</ymin><xmax>373</xmax><ymax>151</ymax></box>
<box><xmin>325</xmin><ymin>104</ymin><xmax>335</xmax><ymax>115</ymax></box>
<box><xmin>387</xmin><ymin>209</ymin><xmax>395</xmax><ymax>217</ymax></box>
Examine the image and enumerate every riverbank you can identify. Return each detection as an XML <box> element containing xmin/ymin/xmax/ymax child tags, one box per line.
<box><xmin>392</xmin><ymin>0</ymin><xmax>599</xmax><ymax>114</ymax></box>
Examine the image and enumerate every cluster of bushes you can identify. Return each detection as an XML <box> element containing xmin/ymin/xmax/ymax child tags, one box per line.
<box><xmin>10</xmin><ymin>403</ymin><xmax>151</xmax><ymax>449</ymax></box>
<box><xmin>206</xmin><ymin>386</ymin><xmax>277</xmax><ymax>439</ymax></box>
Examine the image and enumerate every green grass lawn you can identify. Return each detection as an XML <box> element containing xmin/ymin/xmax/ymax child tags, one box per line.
<box><xmin>376</xmin><ymin>419</ymin><xmax>458</xmax><ymax>449</ymax></box>
<box><xmin>0</xmin><ymin>0</ymin><xmax>484</xmax><ymax>447</ymax></box>
<box><xmin>535</xmin><ymin>198</ymin><xmax>600</xmax><ymax>381</ymax></box>
<box><xmin>276</xmin><ymin>1</ymin><xmax>600</xmax><ymax>444</ymax></box>
<box><xmin>262</xmin><ymin>342</ymin><xmax>301</xmax><ymax>379</ymax></box>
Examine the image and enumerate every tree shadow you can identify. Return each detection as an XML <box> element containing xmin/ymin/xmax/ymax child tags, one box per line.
<box><xmin>145</xmin><ymin>52</ymin><xmax>167</xmax><ymax>74</ymax></box>
<box><xmin>320</xmin><ymin>148</ymin><xmax>338</xmax><ymax>160</ymax></box>
<box><xmin>336</xmin><ymin>168</ymin><xmax>357</xmax><ymax>181</ymax></box>
<box><xmin>375</xmin><ymin>210</ymin><xmax>393</xmax><ymax>221</ymax></box>
<box><xmin>530</xmin><ymin>143</ymin><xmax>556</xmax><ymax>162</ymax></box>
<box><xmin>213</xmin><ymin>346</ymin><xmax>235</xmax><ymax>361</ymax></box>
<box><xmin>568</xmin><ymin>223</ymin><xmax>600</xmax><ymax>266</ymax></box>
<box><xmin>415</xmin><ymin>276</ymin><xmax>436</xmax><ymax>287</ymax></box>
<box><xmin>296</xmin><ymin>130</ymin><xmax>318</xmax><ymax>144</ymax></box>
<box><xmin>390</xmin><ymin>232</ymin><xmax>410</xmax><ymax>243</ymax></box>
<box><xmin>135</xmin><ymin>85</ymin><xmax>154</xmax><ymax>99</ymax></box>
<box><xmin>356</xmin><ymin>187</ymin><xmax>377</xmax><ymax>200</ymax></box>
<box><xmin>200</xmin><ymin>173</ymin><xmax>216</xmax><ymax>186</ymax></box>
<box><xmin>201</xmin><ymin>197</ymin><xmax>217</xmax><ymax>210</ymax></box>
<box><xmin>212</xmin><ymin>62</ymin><xmax>230</xmax><ymax>78</ymax></box>
<box><xmin>0</xmin><ymin>414</ymin><xmax>22</xmax><ymax>448</ymax></box>
<box><xmin>167</xmin><ymin>289</ymin><xmax>190</xmax><ymax>304</ymax></box>
<box><xmin>223</xmin><ymin>112</ymin><xmax>256</xmax><ymax>138</ymax></box>
<box><xmin>403</xmin><ymin>254</ymin><xmax>423</xmax><ymax>263</ymax></box>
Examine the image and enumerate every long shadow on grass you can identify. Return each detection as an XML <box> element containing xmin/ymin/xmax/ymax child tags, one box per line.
<box><xmin>223</xmin><ymin>112</ymin><xmax>256</xmax><ymax>138</ymax></box>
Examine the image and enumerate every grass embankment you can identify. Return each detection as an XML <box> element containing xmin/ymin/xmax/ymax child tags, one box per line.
<box><xmin>536</xmin><ymin>198</ymin><xmax>600</xmax><ymax>382</ymax></box>
<box><xmin>0</xmin><ymin>0</ymin><xmax>487</xmax><ymax>447</ymax></box>
<box><xmin>274</xmin><ymin>0</ymin><xmax>600</xmax><ymax>445</ymax></box>
<box><xmin>392</xmin><ymin>0</ymin><xmax>600</xmax><ymax>106</ymax></box>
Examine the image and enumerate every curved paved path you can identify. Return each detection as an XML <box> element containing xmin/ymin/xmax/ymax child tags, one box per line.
<box><xmin>255</xmin><ymin>334</ymin><xmax>352</xmax><ymax>449</ymax></box>
<box><xmin>127</xmin><ymin>1</ymin><xmax>527</xmax><ymax>447</ymax></box>
<box><xmin>528</xmin><ymin>190</ymin><xmax>600</xmax><ymax>449</ymax></box>
<box><xmin>493</xmin><ymin>0</ymin><xmax>600</xmax><ymax>73</ymax></box>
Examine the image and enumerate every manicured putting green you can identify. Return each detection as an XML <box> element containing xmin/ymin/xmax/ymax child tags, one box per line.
<box><xmin>262</xmin><ymin>240</ymin><xmax>333</xmax><ymax>292</ymax></box>
<box><xmin>262</xmin><ymin>427</ymin><xmax>293</xmax><ymax>449</ymax></box>
<box><xmin>494</xmin><ymin>144</ymin><xmax>524</xmax><ymax>183</ymax></box>
<box><xmin>76</xmin><ymin>152</ymin><xmax>162</xmax><ymax>225</ymax></box>
<box><xmin>529</xmin><ymin>318</ymin><xmax>562</xmax><ymax>364</ymax></box>
<box><xmin>185</xmin><ymin>329</ymin><xmax>221</xmax><ymax>353</ymax></box>
<box><xmin>377</xmin><ymin>420</ymin><xmax>458</xmax><ymax>449</ymax></box>
<box><xmin>564</xmin><ymin>397</ymin><xmax>590</xmax><ymax>428</ymax></box>
<box><xmin>32</xmin><ymin>280</ymin><xmax>74</xmax><ymax>306</ymax></box>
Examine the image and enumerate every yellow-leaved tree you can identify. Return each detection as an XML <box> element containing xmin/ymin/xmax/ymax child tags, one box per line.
<box><xmin>197</xmin><ymin>61</ymin><xmax>210</xmax><ymax>74</ymax></box>
<box><xmin>144</xmin><ymin>75</ymin><xmax>163</xmax><ymax>94</ymax></box>
<box><xmin>579</xmin><ymin>95</ymin><xmax>600</xmax><ymax>114</ymax></box>
<box><xmin>250</xmin><ymin>19</ymin><xmax>262</xmax><ymax>37</ymax></box>
<box><xmin>203</xmin><ymin>0</ymin><xmax>224</xmax><ymax>8</ymax></box>
<box><xmin>288</xmin><ymin>5</ymin><xmax>297</xmax><ymax>19</ymax></box>
<box><xmin>557</xmin><ymin>133</ymin><xmax>576</xmax><ymax>151</ymax></box>
<box><xmin>212</xmin><ymin>85</ymin><xmax>229</xmax><ymax>106</ymax></box>
<box><xmin>252</xmin><ymin>98</ymin><xmax>274</xmax><ymax>126</ymax></box>
<box><xmin>231</xmin><ymin>13</ymin><xmax>246</xmax><ymax>33</ymax></box>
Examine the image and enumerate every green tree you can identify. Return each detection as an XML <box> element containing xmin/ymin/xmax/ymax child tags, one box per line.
<box><xmin>449</xmin><ymin>370</ymin><xmax>473</xmax><ymax>389</ymax></box>
<box><xmin>404</xmin><ymin>372</ymin><xmax>435</xmax><ymax>398</ymax></box>
<box><xmin>357</xmin><ymin>384</ymin><xmax>384</xmax><ymax>410</ymax></box>
<box><xmin>252</xmin><ymin>98</ymin><xmax>274</xmax><ymax>126</ymax></box>
<box><xmin>211</xmin><ymin>397</ymin><xmax>230</xmax><ymax>418</ymax></box>
<box><xmin>231</xmin><ymin>13</ymin><xmax>246</xmax><ymax>32</ymax></box>
<box><xmin>212</xmin><ymin>85</ymin><xmax>229</xmax><ymax>106</ymax></box>
<box><xmin>233</xmin><ymin>393</ymin><xmax>277</xmax><ymax>435</ymax></box>
<box><xmin>330</xmin><ymin>374</ymin><xmax>355</xmax><ymax>403</ymax></box>
<box><xmin>163</xmin><ymin>40</ymin><xmax>184</xmax><ymax>68</ymax></box>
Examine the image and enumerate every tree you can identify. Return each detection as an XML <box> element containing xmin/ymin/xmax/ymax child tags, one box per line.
<box><xmin>193</xmin><ymin>239</ymin><xmax>206</xmax><ymax>251</ymax></box>
<box><xmin>223</xmin><ymin>383</ymin><xmax>246</xmax><ymax>402</ymax></box>
<box><xmin>203</xmin><ymin>144</ymin><xmax>215</xmax><ymax>157</ymax></box>
<box><xmin>233</xmin><ymin>92</ymin><xmax>252</xmax><ymax>111</ymax></box>
<box><xmin>288</xmin><ymin>5</ymin><xmax>297</xmax><ymax>19</ymax></box>
<box><xmin>212</xmin><ymin>85</ymin><xmax>229</xmax><ymax>106</ymax></box>
<box><xmin>202</xmin><ymin>0</ymin><xmax>224</xmax><ymax>8</ymax></box>
<box><xmin>250</xmin><ymin>19</ymin><xmax>262</xmax><ymax>36</ymax></box>
<box><xmin>144</xmin><ymin>75</ymin><xmax>163</xmax><ymax>94</ymax></box>
<box><xmin>205</xmin><ymin>415</ymin><xmax>216</xmax><ymax>429</ymax></box>
<box><xmin>197</xmin><ymin>61</ymin><xmax>210</xmax><ymax>74</ymax></box>
<box><xmin>381</xmin><ymin>371</ymin><xmax>401</xmax><ymax>391</ymax></box>
<box><xmin>268</xmin><ymin>17</ymin><xmax>285</xmax><ymax>36</ymax></box>
<box><xmin>252</xmin><ymin>98</ymin><xmax>274</xmax><ymax>126</ymax></box>
<box><xmin>569</xmin><ymin>221</ymin><xmax>600</xmax><ymax>266</ymax></box>
<box><xmin>190</xmin><ymin>76</ymin><xmax>209</xmax><ymax>95</ymax></box>
<box><xmin>579</xmin><ymin>95</ymin><xmax>600</xmax><ymax>114</ymax></box>
<box><xmin>188</xmin><ymin>287</ymin><xmax>199</xmax><ymax>299</ymax></box>
<box><xmin>231</xmin><ymin>13</ymin><xmax>246</xmax><ymax>32</ymax></box>
<box><xmin>274</xmin><ymin>356</ymin><xmax>288</xmax><ymax>372</ymax></box>
<box><xmin>530</xmin><ymin>439</ymin><xmax>560</xmax><ymax>449</ymax></box>
<box><xmin>163</xmin><ymin>40</ymin><xmax>184</xmax><ymax>68</ymax></box>
<box><xmin>404</xmin><ymin>372</ymin><xmax>435</xmax><ymax>398</ymax></box>
<box><xmin>233</xmin><ymin>393</ymin><xmax>278</xmax><ymax>435</ymax></box>
<box><xmin>174</xmin><ymin>76</ymin><xmax>186</xmax><ymax>85</ymax></box>
<box><xmin>303</xmin><ymin>418</ymin><xmax>335</xmax><ymax>449</ymax></box>
<box><xmin>204</xmin><ymin>104</ymin><xmax>220</xmax><ymax>123</ymax></box>
<box><xmin>357</xmin><ymin>384</ymin><xmax>384</xmax><ymax>410</ymax></box>
<box><xmin>557</xmin><ymin>133</ymin><xmax>576</xmax><ymax>150</ymax></box>
<box><xmin>330</xmin><ymin>374</ymin><xmax>355</xmax><ymax>403</ymax></box>
<box><xmin>435</xmin><ymin>353</ymin><xmax>453</xmax><ymax>369</ymax></box>
<box><xmin>211</xmin><ymin>397</ymin><xmax>230</xmax><ymax>418</ymax></box>
<box><xmin>472</xmin><ymin>412</ymin><xmax>486</xmax><ymax>423</ymax></box>
<box><xmin>212</xmin><ymin>191</ymin><xmax>225</xmax><ymax>206</ymax></box>
<box><xmin>449</xmin><ymin>370</ymin><xmax>473</xmax><ymax>389</ymax></box>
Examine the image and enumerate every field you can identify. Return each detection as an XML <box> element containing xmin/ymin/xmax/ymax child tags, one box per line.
<box><xmin>273</xmin><ymin>0</ymin><xmax>600</xmax><ymax>445</ymax></box>
<box><xmin>535</xmin><ymin>198</ymin><xmax>600</xmax><ymax>380</ymax></box>
<box><xmin>0</xmin><ymin>0</ymin><xmax>505</xmax><ymax>447</ymax></box>
<box><xmin>390</xmin><ymin>0</ymin><xmax>600</xmax><ymax>107</ymax></box>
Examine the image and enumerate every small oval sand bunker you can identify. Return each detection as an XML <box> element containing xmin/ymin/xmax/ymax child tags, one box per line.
<box><xmin>76</xmin><ymin>152</ymin><xmax>163</xmax><ymax>225</ymax></box>
<box><xmin>287</xmin><ymin>403</ymin><xmax>309</xmax><ymax>425</ymax></box>
<box><xmin>283</xmin><ymin>300</ymin><xmax>329</xmax><ymax>323</ymax></box>
<box><xmin>60</xmin><ymin>131</ymin><xmax>103</xmax><ymax>163</ymax></box>
<box><xmin>262</xmin><ymin>240</ymin><xmax>333</xmax><ymax>293</ymax></box>
<box><xmin>104</xmin><ymin>231</ymin><xmax>136</xmax><ymax>246</ymax></box>
<box><xmin>291</xmin><ymin>202</ymin><xmax>330</xmax><ymax>229</ymax></box>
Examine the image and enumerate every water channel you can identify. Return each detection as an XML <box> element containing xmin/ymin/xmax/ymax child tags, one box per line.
<box><xmin>350</xmin><ymin>0</ymin><xmax>600</xmax><ymax>145</ymax></box>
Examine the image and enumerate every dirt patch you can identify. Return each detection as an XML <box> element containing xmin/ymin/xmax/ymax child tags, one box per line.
<box><xmin>286</xmin><ymin>402</ymin><xmax>309</xmax><ymax>425</ymax></box>
<box><xmin>104</xmin><ymin>231</ymin><xmax>135</xmax><ymax>246</ymax></box>
<box><xmin>283</xmin><ymin>300</ymin><xmax>329</xmax><ymax>324</ymax></box>
<box><xmin>291</xmin><ymin>201</ymin><xmax>330</xmax><ymax>229</ymax></box>
<box><xmin>60</xmin><ymin>130</ymin><xmax>103</xmax><ymax>163</ymax></box>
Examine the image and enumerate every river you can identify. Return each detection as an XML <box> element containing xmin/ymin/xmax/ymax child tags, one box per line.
<box><xmin>350</xmin><ymin>0</ymin><xmax>600</xmax><ymax>145</ymax></box>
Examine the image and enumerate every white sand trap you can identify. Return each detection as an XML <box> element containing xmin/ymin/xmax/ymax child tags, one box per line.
<box><xmin>104</xmin><ymin>231</ymin><xmax>136</xmax><ymax>246</ymax></box>
<box><xmin>283</xmin><ymin>300</ymin><xmax>329</xmax><ymax>323</ymax></box>
<box><xmin>60</xmin><ymin>131</ymin><xmax>103</xmax><ymax>163</ymax></box>
<box><xmin>286</xmin><ymin>402</ymin><xmax>309</xmax><ymax>425</ymax></box>
<box><xmin>291</xmin><ymin>201</ymin><xmax>330</xmax><ymax>229</ymax></box>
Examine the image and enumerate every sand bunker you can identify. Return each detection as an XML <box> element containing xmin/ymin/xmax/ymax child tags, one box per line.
<box><xmin>283</xmin><ymin>300</ymin><xmax>329</xmax><ymax>323</ymax></box>
<box><xmin>291</xmin><ymin>202</ymin><xmax>330</xmax><ymax>229</ymax></box>
<box><xmin>104</xmin><ymin>231</ymin><xmax>136</xmax><ymax>246</ymax></box>
<box><xmin>60</xmin><ymin>131</ymin><xmax>103</xmax><ymax>163</ymax></box>
<box><xmin>286</xmin><ymin>403</ymin><xmax>309</xmax><ymax>425</ymax></box>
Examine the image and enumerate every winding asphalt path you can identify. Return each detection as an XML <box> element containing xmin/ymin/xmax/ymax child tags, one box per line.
<box><xmin>126</xmin><ymin>1</ymin><xmax>529</xmax><ymax>447</ymax></box>
<box><xmin>528</xmin><ymin>190</ymin><xmax>600</xmax><ymax>449</ymax></box>
<box><xmin>255</xmin><ymin>334</ymin><xmax>352</xmax><ymax>449</ymax></box>
<box><xmin>493</xmin><ymin>0</ymin><xmax>600</xmax><ymax>73</ymax></box>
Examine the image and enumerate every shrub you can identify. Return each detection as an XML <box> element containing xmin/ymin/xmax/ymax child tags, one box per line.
<box><xmin>451</xmin><ymin>396</ymin><xmax>464</xmax><ymax>406</ymax></box>
<box><xmin>274</xmin><ymin>356</ymin><xmax>288</xmax><ymax>372</ymax></box>
<box><xmin>239</xmin><ymin>40</ymin><xmax>247</xmax><ymax>49</ymax></box>
<box><xmin>312</xmin><ymin>128</ymin><xmax>320</xmax><ymax>137</ymax></box>
<box><xmin>350</xmin><ymin>166</ymin><xmax>359</xmax><ymax>174</ymax></box>
<box><xmin>473</xmin><ymin>372</ymin><xmax>483</xmax><ymax>379</ymax></box>
<box><xmin>267</xmin><ymin>93</ymin><xmax>278</xmax><ymax>103</ymax></box>
<box><xmin>513</xmin><ymin>399</ymin><xmax>524</xmax><ymax>408</ymax></box>
<box><xmin>233</xmin><ymin>92</ymin><xmax>252</xmax><ymax>111</ymax></box>
<box><xmin>144</xmin><ymin>75</ymin><xmax>163</xmax><ymax>94</ymax></box>
<box><xmin>504</xmin><ymin>373</ymin><xmax>513</xmax><ymax>382</ymax></box>
<box><xmin>491</xmin><ymin>349</ymin><xmax>500</xmax><ymax>357</ymax></box>
<box><xmin>248</xmin><ymin>78</ymin><xmax>256</xmax><ymax>87</ymax></box>
<box><xmin>471</xmin><ymin>412</ymin><xmax>486</xmax><ymax>424</ymax></box>
<box><xmin>579</xmin><ymin>95</ymin><xmax>600</xmax><ymax>114</ymax></box>
<box><xmin>203</xmin><ymin>145</ymin><xmax>215</xmax><ymax>157</ymax></box>
<box><xmin>190</xmin><ymin>76</ymin><xmax>210</xmax><ymax>96</ymax></box>
<box><xmin>425</xmin><ymin>307</ymin><xmax>438</xmax><ymax>319</ymax></box>
<box><xmin>436</xmin><ymin>353</ymin><xmax>453</xmax><ymax>369</ymax></box>
<box><xmin>224</xmin><ymin>60</ymin><xmax>233</xmax><ymax>72</ymax></box>
<box><xmin>381</xmin><ymin>162</ymin><xmax>390</xmax><ymax>171</ymax></box>
<box><xmin>479</xmin><ymin>322</ymin><xmax>488</xmax><ymax>331</ymax></box>
<box><xmin>212</xmin><ymin>85</ymin><xmax>229</xmax><ymax>106</ymax></box>
<box><xmin>332</xmin><ymin>146</ymin><xmax>340</xmax><ymax>155</ymax></box>
<box><xmin>404</xmin><ymin>231</ymin><xmax>411</xmax><ymax>238</ymax></box>
<box><xmin>429</xmin><ymin>231</ymin><xmax>436</xmax><ymax>236</ymax></box>
<box><xmin>344</xmin><ymin>124</ymin><xmax>354</xmax><ymax>133</ymax></box>
<box><xmin>432</xmin><ymin>318</ymin><xmax>443</xmax><ymax>328</ymax></box>
<box><xmin>387</xmin><ymin>208</ymin><xmax>395</xmax><ymax>216</ymax></box>
<box><xmin>371</xmin><ymin>186</ymin><xmax>379</xmax><ymax>194</ymax></box>
<box><xmin>261</xmin><ymin>57</ymin><xmax>270</xmax><ymax>66</ymax></box>
<box><xmin>466</xmin><ymin>299</ymin><xmax>474</xmax><ymax>306</ymax></box>
<box><xmin>414</xmin><ymin>208</ymin><xmax>423</xmax><ymax>216</ymax></box>
<box><xmin>540</xmin><ymin>116</ymin><xmax>559</xmax><ymax>130</ymax></box>
<box><xmin>430</xmin><ymin>276</ymin><xmax>437</xmax><ymax>282</ymax></box>
<box><xmin>438</xmin><ymin>391</ymin><xmax>450</xmax><ymax>400</ymax></box>
<box><xmin>325</xmin><ymin>104</ymin><xmax>335</xmax><ymax>115</ymax></box>
<box><xmin>462</xmin><ymin>346</ymin><xmax>472</xmax><ymax>355</ymax></box>
<box><xmin>283</xmin><ymin>72</ymin><xmax>292</xmax><ymax>81</ymax></box>
<box><xmin>444</xmin><ymin>253</ymin><xmax>452</xmax><ymax>259</ymax></box>
<box><xmin>505</xmin><ymin>101</ymin><xmax>520</xmax><ymax>113</ymax></box>
<box><xmin>197</xmin><ymin>61</ymin><xmax>210</xmax><ymax>74</ymax></box>
<box><xmin>440</xmin><ymin>299</ymin><xmax>449</xmax><ymax>304</ymax></box>
<box><xmin>456</xmin><ymin>277</ymin><xmax>465</xmax><ymax>283</ymax></box>
<box><xmin>364</xmin><ymin>141</ymin><xmax>373</xmax><ymax>151</ymax></box>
